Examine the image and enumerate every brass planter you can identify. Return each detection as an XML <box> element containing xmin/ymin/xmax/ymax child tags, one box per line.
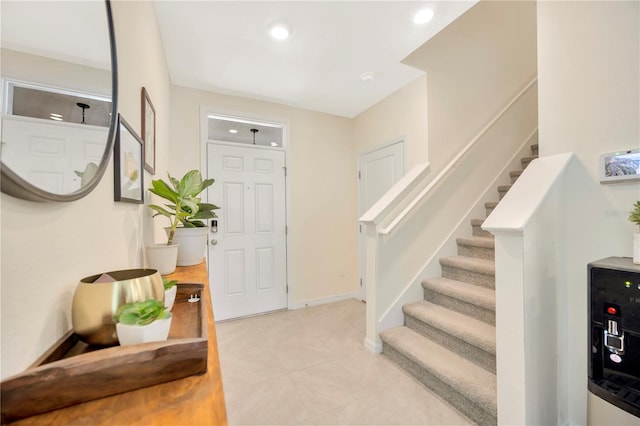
<box><xmin>72</xmin><ymin>269</ymin><xmax>164</xmax><ymax>346</ymax></box>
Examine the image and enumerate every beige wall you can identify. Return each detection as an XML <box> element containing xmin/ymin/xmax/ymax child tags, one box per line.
<box><xmin>169</xmin><ymin>86</ymin><xmax>357</xmax><ymax>305</ymax></box>
<box><xmin>0</xmin><ymin>1</ymin><xmax>171</xmax><ymax>379</ymax></box>
<box><xmin>537</xmin><ymin>1</ymin><xmax>639</xmax><ymax>424</ymax></box>
<box><xmin>402</xmin><ymin>0</ymin><xmax>537</xmax><ymax>175</ymax></box>
<box><xmin>353</xmin><ymin>75</ymin><xmax>428</xmax><ymax>169</ymax></box>
<box><xmin>1</xmin><ymin>49</ymin><xmax>111</xmax><ymax>96</ymax></box>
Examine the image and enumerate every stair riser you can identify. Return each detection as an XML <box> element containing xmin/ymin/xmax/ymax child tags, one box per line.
<box><xmin>441</xmin><ymin>265</ymin><xmax>494</xmax><ymax>289</ymax></box>
<box><xmin>423</xmin><ymin>289</ymin><xmax>495</xmax><ymax>326</ymax></box>
<box><xmin>382</xmin><ymin>345</ymin><xmax>497</xmax><ymax>426</ymax></box>
<box><xmin>458</xmin><ymin>244</ymin><xmax>494</xmax><ymax>261</ymax></box>
<box><xmin>485</xmin><ymin>206</ymin><xmax>495</xmax><ymax>217</ymax></box>
<box><xmin>531</xmin><ymin>145</ymin><xmax>538</xmax><ymax>156</ymax></box>
<box><xmin>472</xmin><ymin>224</ymin><xmax>493</xmax><ymax>238</ymax></box>
<box><xmin>510</xmin><ymin>174</ymin><xmax>519</xmax><ymax>185</ymax></box>
<box><xmin>498</xmin><ymin>190</ymin><xmax>508</xmax><ymax>200</ymax></box>
<box><xmin>404</xmin><ymin>315</ymin><xmax>496</xmax><ymax>374</ymax></box>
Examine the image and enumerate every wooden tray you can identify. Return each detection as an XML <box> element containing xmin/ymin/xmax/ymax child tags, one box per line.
<box><xmin>1</xmin><ymin>283</ymin><xmax>208</xmax><ymax>423</ymax></box>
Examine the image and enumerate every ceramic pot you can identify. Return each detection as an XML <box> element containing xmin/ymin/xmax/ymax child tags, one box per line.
<box><xmin>146</xmin><ymin>243</ymin><xmax>179</xmax><ymax>275</ymax></box>
<box><xmin>116</xmin><ymin>317</ymin><xmax>172</xmax><ymax>346</ymax></box>
<box><xmin>166</xmin><ymin>227</ymin><xmax>208</xmax><ymax>266</ymax></box>
<box><xmin>72</xmin><ymin>269</ymin><xmax>164</xmax><ymax>346</ymax></box>
<box><xmin>634</xmin><ymin>233</ymin><xmax>640</xmax><ymax>264</ymax></box>
<box><xmin>164</xmin><ymin>285</ymin><xmax>177</xmax><ymax>311</ymax></box>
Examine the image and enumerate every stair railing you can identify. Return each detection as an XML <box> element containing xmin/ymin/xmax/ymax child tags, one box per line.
<box><xmin>361</xmin><ymin>76</ymin><xmax>538</xmax><ymax>235</ymax></box>
<box><xmin>359</xmin><ymin>76</ymin><xmax>538</xmax><ymax>353</ymax></box>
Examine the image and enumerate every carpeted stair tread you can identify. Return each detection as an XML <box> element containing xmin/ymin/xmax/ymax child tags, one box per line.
<box><xmin>440</xmin><ymin>256</ymin><xmax>495</xmax><ymax>276</ymax></box>
<box><xmin>531</xmin><ymin>143</ymin><xmax>538</xmax><ymax>154</ymax></box>
<box><xmin>509</xmin><ymin>170</ymin><xmax>522</xmax><ymax>178</ymax></box>
<box><xmin>422</xmin><ymin>276</ymin><xmax>495</xmax><ymax>312</ymax></box>
<box><xmin>403</xmin><ymin>300</ymin><xmax>496</xmax><ymax>355</ymax></box>
<box><xmin>521</xmin><ymin>156</ymin><xmax>537</xmax><ymax>168</ymax></box>
<box><xmin>484</xmin><ymin>201</ymin><xmax>499</xmax><ymax>209</ymax></box>
<box><xmin>497</xmin><ymin>185</ymin><xmax>511</xmax><ymax>192</ymax></box>
<box><xmin>381</xmin><ymin>326</ymin><xmax>497</xmax><ymax>416</ymax></box>
<box><xmin>471</xmin><ymin>218</ymin><xmax>493</xmax><ymax>238</ymax></box>
<box><xmin>457</xmin><ymin>235</ymin><xmax>495</xmax><ymax>260</ymax></box>
<box><xmin>456</xmin><ymin>236</ymin><xmax>495</xmax><ymax>249</ymax></box>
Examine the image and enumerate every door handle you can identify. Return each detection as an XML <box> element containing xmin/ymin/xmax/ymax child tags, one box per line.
<box><xmin>210</xmin><ymin>239</ymin><xmax>218</xmax><ymax>245</ymax></box>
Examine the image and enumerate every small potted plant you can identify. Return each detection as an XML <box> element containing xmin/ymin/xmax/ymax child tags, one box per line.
<box><xmin>148</xmin><ymin>170</ymin><xmax>220</xmax><ymax>266</ymax></box>
<box><xmin>629</xmin><ymin>200</ymin><xmax>640</xmax><ymax>264</ymax></box>
<box><xmin>163</xmin><ymin>277</ymin><xmax>178</xmax><ymax>311</ymax></box>
<box><xmin>114</xmin><ymin>299</ymin><xmax>173</xmax><ymax>346</ymax></box>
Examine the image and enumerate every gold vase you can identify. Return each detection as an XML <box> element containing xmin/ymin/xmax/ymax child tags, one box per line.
<box><xmin>72</xmin><ymin>269</ymin><xmax>164</xmax><ymax>346</ymax></box>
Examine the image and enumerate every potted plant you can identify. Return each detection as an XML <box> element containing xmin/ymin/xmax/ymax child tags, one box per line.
<box><xmin>629</xmin><ymin>201</ymin><xmax>640</xmax><ymax>264</ymax></box>
<box><xmin>145</xmin><ymin>242</ymin><xmax>180</xmax><ymax>275</ymax></box>
<box><xmin>114</xmin><ymin>299</ymin><xmax>172</xmax><ymax>346</ymax></box>
<box><xmin>163</xmin><ymin>277</ymin><xmax>178</xmax><ymax>311</ymax></box>
<box><xmin>148</xmin><ymin>169</ymin><xmax>220</xmax><ymax>266</ymax></box>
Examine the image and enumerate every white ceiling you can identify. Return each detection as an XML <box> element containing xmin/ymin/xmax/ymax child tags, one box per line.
<box><xmin>153</xmin><ymin>1</ymin><xmax>476</xmax><ymax>118</ymax></box>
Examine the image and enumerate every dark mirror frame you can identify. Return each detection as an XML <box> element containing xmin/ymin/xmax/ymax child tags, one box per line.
<box><xmin>0</xmin><ymin>0</ymin><xmax>118</xmax><ymax>202</ymax></box>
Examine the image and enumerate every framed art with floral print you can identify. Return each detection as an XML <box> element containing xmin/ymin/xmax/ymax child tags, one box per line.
<box><xmin>114</xmin><ymin>114</ymin><xmax>144</xmax><ymax>203</ymax></box>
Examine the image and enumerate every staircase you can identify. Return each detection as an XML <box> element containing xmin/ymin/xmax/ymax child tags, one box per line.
<box><xmin>380</xmin><ymin>143</ymin><xmax>539</xmax><ymax>426</ymax></box>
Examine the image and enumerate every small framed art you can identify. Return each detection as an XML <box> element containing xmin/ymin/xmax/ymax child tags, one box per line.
<box><xmin>599</xmin><ymin>148</ymin><xmax>640</xmax><ymax>184</ymax></box>
<box><xmin>114</xmin><ymin>114</ymin><xmax>144</xmax><ymax>203</ymax></box>
<box><xmin>141</xmin><ymin>87</ymin><xmax>156</xmax><ymax>174</ymax></box>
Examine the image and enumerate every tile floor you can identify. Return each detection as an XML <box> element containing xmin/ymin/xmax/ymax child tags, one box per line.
<box><xmin>216</xmin><ymin>299</ymin><xmax>473</xmax><ymax>425</ymax></box>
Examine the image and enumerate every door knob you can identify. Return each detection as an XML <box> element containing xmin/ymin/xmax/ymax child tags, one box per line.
<box><xmin>210</xmin><ymin>239</ymin><xmax>218</xmax><ymax>245</ymax></box>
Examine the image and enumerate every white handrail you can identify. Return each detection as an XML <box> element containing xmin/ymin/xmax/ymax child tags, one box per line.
<box><xmin>379</xmin><ymin>76</ymin><xmax>538</xmax><ymax>235</ymax></box>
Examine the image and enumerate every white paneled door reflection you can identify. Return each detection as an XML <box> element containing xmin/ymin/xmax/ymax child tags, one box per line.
<box><xmin>207</xmin><ymin>143</ymin><xmax>287</xmax><ymax>321</ymax></box>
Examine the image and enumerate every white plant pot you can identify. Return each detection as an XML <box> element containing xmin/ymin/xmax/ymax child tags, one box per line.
<box><xmin>166</xmin><ymin>227</ymin><xmax>208</xmax><ymax>266</ymax></box>
<box><xmin>164</xmin><ymin>285</ymin><xmax>177</xmax><ymax>311</ymax></box>
<box><xmin>145</xmin><ymin>243</ymin><xmax>179</xmax><ymax>275</ymax></box>
<box><xmin>634</xmin><ymin>232</ymin><xmax>640</xmax><ymax>264</ymax></box>
<box><xmin>116</xmin><ymin>317</ymin><xmax>172</xmax><ymax>346</ymax></box>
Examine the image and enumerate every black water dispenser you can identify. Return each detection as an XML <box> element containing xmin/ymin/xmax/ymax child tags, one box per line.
<box><xmin>589</xmin><ymin>257</ymin><xmax>640</xmax><ymax>418</ymax></box>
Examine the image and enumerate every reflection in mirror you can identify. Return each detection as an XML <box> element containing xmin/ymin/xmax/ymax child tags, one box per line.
<box><xmin>0</xmin><ymin>0</ymin><xmax>117</xmax><ymax>201</ymax></box>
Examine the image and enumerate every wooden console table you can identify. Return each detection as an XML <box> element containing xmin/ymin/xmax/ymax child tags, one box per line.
<box><xmin>8</xmin><ymin>261</ymin><xmax>227</xmax><ymax>426</ymax></box>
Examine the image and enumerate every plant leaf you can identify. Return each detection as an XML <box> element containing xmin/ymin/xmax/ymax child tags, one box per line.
<box><xmin>150</xmin><ymin>179</ymin><xmax>179</xmax><ymax>203</ymax></box>
<box><xmin>180</xmin><ymin>170</ymin><xmax>202</xmax><ymax>197</ymax></box>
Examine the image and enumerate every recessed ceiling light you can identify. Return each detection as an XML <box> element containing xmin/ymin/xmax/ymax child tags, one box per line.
<box><xmin>360</xmin><ymin>72</ymin><xmax>376</xmax><ymax>83</ymax></box>
<box><xmin>413</xmin><ymin>8</ymin><xmax>434</xmax><ymax>25</ymax></box>
<box><xmin>269</xmin><ymin>24</ymin><xmax>289</xmax><ymax>40</ymax></box>
<box><xmin>229</xmin><ymin>129</ymin><xmax>238</xmax><ymax>134</ymax></box>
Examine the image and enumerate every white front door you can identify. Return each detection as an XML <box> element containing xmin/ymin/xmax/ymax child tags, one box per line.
<box><xmin>206</xmin><ymin>142</ymin><xmax>287</xmax><ymax>321</ymax></box>
<box><xmin>357</xmin><ymin>140</ymin><xmax>404</xmax><ymax>300</ymax></box>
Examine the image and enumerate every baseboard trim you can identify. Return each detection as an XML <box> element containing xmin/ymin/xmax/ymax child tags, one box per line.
<box><xmin>288</xmin><ymin>292</ymin><xmax>357</xmax><ymax>310</ymax></box>
<box><xmin>364</xmin><ymin>337</ymin><xmax>383</xmax><ymax>354</ymax></box>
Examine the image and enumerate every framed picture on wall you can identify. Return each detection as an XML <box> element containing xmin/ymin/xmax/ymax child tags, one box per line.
<box><xmin>141</xmin><ymin>87</ymin><xmax>156</xmax><ymax>174</ymax></box>
<box><xmin>114</xmin><ymin>114</ymin><xmax>144</xmax><ymax>203</ymax></box>
<box><xmin>599</xmin><ymin>148</ymin><xmax>640</xmax><ymax>184</ymax></box>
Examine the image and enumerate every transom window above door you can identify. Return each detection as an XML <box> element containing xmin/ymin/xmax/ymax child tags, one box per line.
<box><xmin>207</xmin><ymin>114</ymin><xmax>284</xmax><ymax>148</ymax></box>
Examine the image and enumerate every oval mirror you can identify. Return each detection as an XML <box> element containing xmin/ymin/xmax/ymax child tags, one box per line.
<box><xmin>0</xmin><ymin>0</ymin><xmax>118</xmax><ymax>202</ymax></box>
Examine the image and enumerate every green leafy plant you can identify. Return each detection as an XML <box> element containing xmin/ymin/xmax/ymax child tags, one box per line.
<box><xmin>148</xmin><ymin>169</ymin><xmax>220</xmax><ymax>245</ymax></box>
<box><xmin>163</xmin><ymin>277</ymin><xmax>178</xmax><ymax>291</ymax></box>
<box><xmin>114</xmin><ymin>299</ymin><xmax>172</xmax><ymax>326</ymax></box>
<box><xmin>629</xmin><ymin>201</ymin><xmax>640</xmax><ymax>227</ymax></box>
